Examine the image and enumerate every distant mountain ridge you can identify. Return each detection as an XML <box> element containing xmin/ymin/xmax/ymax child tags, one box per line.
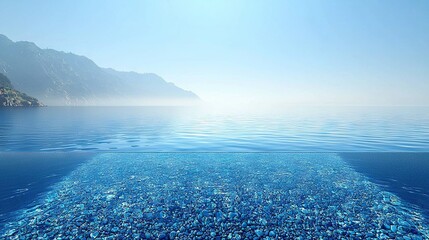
<box><xmin>0</xmin><ymin>34</ymin><xmax>199</xmax><ymax>105</ymax></box>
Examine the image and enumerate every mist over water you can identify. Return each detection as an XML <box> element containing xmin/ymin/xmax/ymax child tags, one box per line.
<box><xmin>42</xmin><ymin>97</ymin><xmax>202</xmax><ymax>107</ymax></box>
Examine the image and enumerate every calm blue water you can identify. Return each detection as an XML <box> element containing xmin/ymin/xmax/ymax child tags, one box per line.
<box><xmin>0</xmin><ymin>106</ymin><xmax>428</xmax><ymax>152</ymax></box>
<box><xmin>0</xmin><ymin>107</ymin><xmax>428</xmax><ymax>238</ymax></box>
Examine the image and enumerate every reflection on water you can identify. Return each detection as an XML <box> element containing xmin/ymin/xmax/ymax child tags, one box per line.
<box><xmin>0</xmin><ymin>106</ymin><xmax>428</xmax><ymax>152</ymax></box>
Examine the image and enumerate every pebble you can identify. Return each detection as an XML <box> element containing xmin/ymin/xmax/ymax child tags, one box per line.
<box><xmin>255</xmin><ymin>229</ymin><xmax>264</xmax><ymax>237</ymax></box>
<box><xmin>1</xmin><ymin>153</ymin><xmax>428</xmax><ymax>239</ymax></box>
<box><xmin>159</xmin><ymin>231</ymin><xmax>167</xmax><ymax>239</ymax></box>
<box><xmin>90</xmin><ymin>231</ymin><xmax>99</xmax><ymax>238</ymax></box>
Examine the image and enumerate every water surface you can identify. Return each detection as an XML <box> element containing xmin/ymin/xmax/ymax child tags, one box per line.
<box><xmin>0</xmin><ymin>106</ymin><xmax>428</xmax><ymax>152</ymax></box>
<box><xmin>1</xmin><ymin>106</ymin><xmax>428</xmax><ymax>238</ymax></box>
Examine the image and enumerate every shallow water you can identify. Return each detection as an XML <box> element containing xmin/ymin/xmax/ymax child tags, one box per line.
<box><xmin>0</xmin><ymin>152</ymin><xmax>428</xmax><ymax>239</ymax></box>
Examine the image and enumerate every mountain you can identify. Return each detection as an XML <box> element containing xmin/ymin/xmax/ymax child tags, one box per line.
<box><xmin>0</xmin><ymin>73</ymin><xmax>43</xmax><ymax>107</ymax></box>
<box><xmin>0</xmin><ymin>34</ymin><xmax>199</xmax><ymax>105</ymax></box>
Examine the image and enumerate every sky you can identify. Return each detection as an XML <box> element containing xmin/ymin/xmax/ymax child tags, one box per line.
<box><xmin>0</xmin><ymin>0</ymin><xmax>428</xmax><ymax>106</ymax></box>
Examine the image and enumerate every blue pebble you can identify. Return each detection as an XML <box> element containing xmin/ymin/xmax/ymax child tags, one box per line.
<box><xmin>202</xmin><ymin>210</ymin><xmax>209</xmax><ymax>217</ymax></box>
<box><xmin>159</xmin><ymin>232</ymin><xmax>167</xmax><ymax>239</ymax></box>
<box><xmin>229</xmin><ymin>212</ymin><xmax>238</xmax><ymax>219</ymax></box>
<box><xmin>146</xmin><ymin>213</ymin><xmax>154</xmax><ymax>220</ymax></box>
<box><xmin>90</xmin><ymin>231</ymin><xmax>99</xmax><ymax>238</ymax></box>
<box><xmin>255</xmin><ymin>229</ymin><xmax>264</xmax><ymax>237</ymax></box>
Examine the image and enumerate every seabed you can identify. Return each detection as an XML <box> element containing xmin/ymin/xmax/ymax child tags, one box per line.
<box><xmin>1</xmin><ymin>153</ymin><xmax>428</xmax><ymax>239</ymax></box>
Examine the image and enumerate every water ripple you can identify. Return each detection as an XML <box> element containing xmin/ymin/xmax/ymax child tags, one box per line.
<box><xmin>0</xmin><ymin>106</ymin><xmax>428</xmax><ymax>152</ymax></box>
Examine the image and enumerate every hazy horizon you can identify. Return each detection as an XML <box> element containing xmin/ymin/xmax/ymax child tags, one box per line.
<box><xmin>1</xmin><ymin>0</ymin><xmax>428</xmax><ymax>106</ymax></box>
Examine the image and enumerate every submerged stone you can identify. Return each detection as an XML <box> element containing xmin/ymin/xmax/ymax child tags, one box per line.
<box><xmin>90</xmin><ymin>231</ymin><xmax>99</xmax><ymax>238</ymax></box>
<box><xmin>255</xmin><ymin>229</ymin><xmax>264</xmax><ymax>237</ymax></box>
<box><xmin>1</xmin><ymin>153</ymin><xmax>429</xmax><ymax>239</ymax></box>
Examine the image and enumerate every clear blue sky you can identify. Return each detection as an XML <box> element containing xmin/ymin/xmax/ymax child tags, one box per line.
<box><xmin>0</xmin><ymin>0</ymin><xmax>428</xmax><ymax>106</ymax></box>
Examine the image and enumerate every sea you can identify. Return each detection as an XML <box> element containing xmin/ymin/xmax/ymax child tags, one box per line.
<box><xmin>0</xmin><ymin>106</ymin><xmax>428</xmax><ymax>239</ymax></box>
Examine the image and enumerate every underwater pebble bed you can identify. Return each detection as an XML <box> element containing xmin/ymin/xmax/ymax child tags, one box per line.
<box><xmin>1</xmin><ymin>153</ymin><xmax>428</xmax><ymax>239</ymax></box>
